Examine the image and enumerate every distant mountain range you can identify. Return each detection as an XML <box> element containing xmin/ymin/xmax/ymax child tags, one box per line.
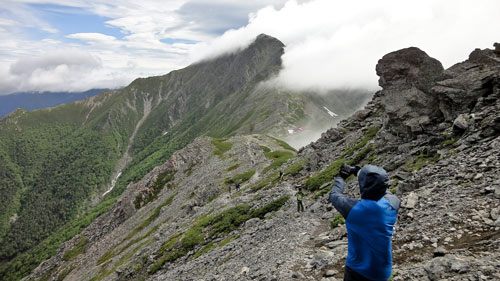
<box><xmin>0</xmin><ymin>89</ymin><xmax>107</xmax><ymax>119</ymax></box>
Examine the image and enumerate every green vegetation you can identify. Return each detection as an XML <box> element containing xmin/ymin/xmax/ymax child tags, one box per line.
<box><xmin>98</xmin><ymin>193</ymin><xmax>176</xmax><ymax>265</ymax></box>
<box><xmin>443</xmin><ymin>137</ymin><xmax>459</xmax><ymax>146</ymax></box>
<box><xmin>0</xmin><ymin>124</ymin><xmax>121</xmax><ymax>260</ymax></box>
<box><xmin>284</xmin><ymin>159</ymin><xmax>307</xmax><ymax>176</ymax></box>
<box><xmin>134</xmin><ymin>170</ymin><xmax>175</xmax><ymax>209</ymax></box>
<box><xmin>259</xmin><ymin>145</ymin><xmax>271</xmax><ymax>153</ymax></box>
<box><xmin>219</xmin><ymin>235</ymin><xmax>235</xmax><ymax>247</ymax></box>
<box><xmin>181</xmin><ymin>226</ymin><xmax>205</xmax><ymax>250</ymax></box>
<box><xmin>349</xmin><ymin>145</ymin><xmax>375</xmax><ymax>166</ymax></box>
<box><xmin>268</xmin><ymin>136</ymin><xmax>297</xmax><ymax>152</ymax></box>
<box><xmin>150</xmin><ymin>195</ymin><xmax>291</xmax><ymax>273</ymax></box>
<box><xmin>227</xmin><ymin>164</ymin><xmax>240</xmax><ymax>172</ymax></box>
<box><xmin>211</xmin><ymin>138</ymin><xmax>232</xmax><ymax>156</ymax></box>
<box><xmin>249</xmin><ymin>195</ymin><xmax>291</xmax><ymax>219</ymax></box>
<box><xmin>263</xmin><ymin>151</ymin><xmax>295</xmax><ymax>174</ymax></box>
<box><xmin>0</xmin><ymin>42</ymin><xmax>320</xmax><ymax>281</ymax></box>
<box><xmin>389</xmin><ymin>185</ymin><xmax>398</xmax><ymax>194</ymax></box>
<box><xmin>62</xmin><ymin>236</ymin><xmax>87</xmax><ymax>261</ymax></box>
<box><xmin>313</xmin><ymin>186</ymin><xmax>331</xmax><ymax>199</ymax></box>
<box><xmin>39</xmin><ymin>267</ymin><xmax>57</xmax><ymax>281</ymax></box>
<box><xmin>330</xmin><ymin>214</ymin><xmax>345</xmax><ymax>228</ymax></box>
<box><xmin>304</xmin><ymin>158</ymin><xmax>344</xmax><ymax>191</ymax></box>
<box><xmin>343</xmin><ymin>127</ymin><xmax>378</xmax><ymax>156</ymax></box>
<box><xmin>93</xmin><ymin>239</ymin><xmax>153</xmax><ymax>281</ymax></box>
<box><xmin>404</xmin><ymin>152</ymin><xmax>440</xmax><ymax>171</ymax></box>
<box><xmin>184</xmin><ymin>162</ymin><xmax>197</xmax><ymax>176</ymax></box>
<box><xmin>192</xmin><ymin>241</ymin><xmax>215</xmax><ymax>260</ymax></box>
<box><xmin>192</xmin><ymin>234</ymin><xmax>237</xmax><ymax>261</ymax></box>
<box><xmin>56</xmin><ymin>264</ymin><xmax>74</xmax><ymax>281</ymax></box>
<box><xmin>248</xmin><ymin>171</ymin><xmax>279</xmax><ymax>192</ymax></box>
<box><xmin>224</xmin><ymin>170</ymin><xmax>255</xmax><ymax>185</ymax></box>
<box><xmin>0</xmin><ymin>196</ymin><xmax>115</xmax><ymax>281</ymax></box>
<box><xmin>304</xmin><ymin>127</ymin><xmax>378</xmax><ymax>191</ymax></box>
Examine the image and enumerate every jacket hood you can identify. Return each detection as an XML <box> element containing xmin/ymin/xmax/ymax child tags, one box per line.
<box><xmin>358</xmin><ymin>165</ymin><xmax>389</xmax><ymax>200</ymax></box>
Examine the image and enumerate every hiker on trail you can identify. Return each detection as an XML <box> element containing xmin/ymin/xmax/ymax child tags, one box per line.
<box><xmin>329</xmin><ymin>164</ymin><xmax>400</xmax><ymax>281</ymax></box>
<box><xmin>295</xmin><ymin>187</ymin><xmax>305</xmax><ymax>212</ymax></box>
<box><xmin>235</xmin><ymin>183</ymin><xmax>240</xmax><ymax>191</ymax></box>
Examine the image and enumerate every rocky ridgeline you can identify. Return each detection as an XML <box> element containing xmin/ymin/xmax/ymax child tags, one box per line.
<box><xmin>25</xmin><ymin>44</ymin><xmax>499</xmax><ymax>281</ymax></box>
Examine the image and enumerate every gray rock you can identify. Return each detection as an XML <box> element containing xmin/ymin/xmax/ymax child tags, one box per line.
<box><xmin>453</xmin><ymin>114</ymin><xmax>469</xmax><ymax>132</ymax></box>
<box><xmin>325</xmin><ymin>240</ymin><xmax>347</xmax><ymax>249</ymax></box>
<box><xmin>325</xmin><ymin>269</ymin><xmax>338</xmax><ymax>277</ymax></box>
<box><xmin>433</xmin><ymin>246</ymin><xmax>447</xmax><ymax>257</ymax></box>
<box><xmin>245</xmin><ymin>217</ymin><xmax>261</xmax><ymax>228</ymax></box>
<box><xmin>488</xmin><ymin>208</ymin><xmax>499</xmax><ymax>220</ymax></box>
<box><xmin>309</xmin><ymin>201</ymin><xmax>323</xmax><ymax>213</ymax></box>
<box><xmin>376</xmin><ymin>47</ymin><xmax>444</xmax><ymax>138</ymax></box>
<box><xmin>403</xmin><ymin>192</ymin><xmax>418</xmax><ymax>209</ymax></box>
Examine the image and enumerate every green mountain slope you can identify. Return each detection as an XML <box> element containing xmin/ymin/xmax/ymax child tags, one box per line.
<box><xmin>0</xmin><ymin>34</ymin><xmax>369</xmax><ymax>280</ymax></box>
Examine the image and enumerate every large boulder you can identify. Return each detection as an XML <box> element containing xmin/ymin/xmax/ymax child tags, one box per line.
<box><xmin>433</xmin><ymin>47</ymin><xmax>500</xmax><ymax>121</ymax></box>
<box><xmin>376</xmin><ymin>47</ymin><xmax>444</xmax><ymax>138</ymax></box>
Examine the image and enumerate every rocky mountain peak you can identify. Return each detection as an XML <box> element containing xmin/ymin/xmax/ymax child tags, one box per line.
<box><xmin>377</xmin><ymin>45</ymin><xmax>500</xmax><ymax>140</ymax></box>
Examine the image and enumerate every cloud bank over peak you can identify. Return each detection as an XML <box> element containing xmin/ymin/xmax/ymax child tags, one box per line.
<box><xmin>190</xmin><ymin>0</ymin><xmax>500</xmax><ymax>91</ymax></box>
<box><xmin>1</xmin><ymin>0</ymin><xmax>499</xmax><ymax>95</ymax></box>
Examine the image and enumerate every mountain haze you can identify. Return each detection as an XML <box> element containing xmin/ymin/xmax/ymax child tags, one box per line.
<box><xmin>0</xmin><ymin>89</ymin><xmax>107</xmax><ymax>119</ymax></box>
<box><xmin>0</xmin><ymin>34</ymin><xmax>369</xmax><ymax>280</ymax></box>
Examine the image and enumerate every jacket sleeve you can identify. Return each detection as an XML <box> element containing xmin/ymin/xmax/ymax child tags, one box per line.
<box><xmin>383</xmin><ymin>191</ymin><xmax>401</xmax><ymax>212</ymax></box>
<box><xmin>329</xmin><ymin>177</ymin><xmax>358</xmax><ymax>219</ymax></box>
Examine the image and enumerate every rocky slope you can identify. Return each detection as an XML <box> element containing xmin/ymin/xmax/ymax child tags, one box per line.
<box><xmin>24</xmin><ymin>44</ymin><xmax>499</xmax><ymax>281</ymax></box>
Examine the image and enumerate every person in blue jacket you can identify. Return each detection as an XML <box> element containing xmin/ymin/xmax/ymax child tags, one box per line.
<box><xmin>329</xmin><ymin>164</ymin><xmax>400</xmax><ymax>281</ymax></box>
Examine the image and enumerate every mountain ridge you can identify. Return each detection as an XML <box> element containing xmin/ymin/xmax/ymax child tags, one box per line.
<box><xmin>0</xmin><ymin>34</ymin><xmax>370</xmax><ymax>280</ymax></box>
<box><xmin>21</xmin><ymin>43</ymin><xmax>500</xmax><ymax>280</ymax></box>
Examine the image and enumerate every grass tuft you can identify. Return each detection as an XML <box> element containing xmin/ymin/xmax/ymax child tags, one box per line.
<box><xmin>212</xmin><ymin>138</ymin><xmax>232</xmax><ymax>156</ymax></box>
<box><xmin>224</xmin><ymin>170</ymin><xmax>255</xmax><ymax>185</ymax></box>
<box><xmin>62</xmin><ymin>237</ymin><xmax>87</xmax><ymax>261</ymax></box>
<box><xmin>330</xmin><ymin>214</ymin><xmax>345</xmax><ymax>229</ymax></box>
<box><xmin>263</xmin><ymin>151</ymin><xmax>295</xmax><ymax>174</ymax></box>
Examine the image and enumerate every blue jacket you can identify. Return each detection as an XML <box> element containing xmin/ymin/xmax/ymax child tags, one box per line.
<box><xmin>329</xmin><ymin>165</ymin><xmax>400</xmax><ymax>281</ymax></box>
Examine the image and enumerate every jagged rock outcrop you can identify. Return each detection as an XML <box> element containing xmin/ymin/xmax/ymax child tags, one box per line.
<box><xmin>23</xmin><ymin>43</ymin><xmax>500</xmax><ymax>281</ymax></box>
<box><xmin>434</xmin><ymin>46</ymin><xmax>500</xmax><ymax>123</ymax></box>
<box><xmin>376</xmin><ymin>47</ymin><xmax>445</xmax><ymax>138</ymax></box>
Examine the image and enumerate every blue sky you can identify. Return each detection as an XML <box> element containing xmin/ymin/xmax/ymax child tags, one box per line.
<box><xmin>0</xmin><ymin>0</ymin><xmax>499</xmax><ymax>95</ymax></box>
<box><xmin>29</xmin><ymin>3</ymin><xmax>126</xmax><ymax>40</ymax></box>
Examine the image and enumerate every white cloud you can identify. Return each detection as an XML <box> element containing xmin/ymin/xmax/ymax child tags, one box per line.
<box><xmin>1</xmin><ymin>0</ymin><xmax>499</xmax><ymax>95</ymax></box>
<box><xmin>0</xmin><ymin>0</ymin><xmax>295</xmax><ymax>94</ymax></box>
<box><xmin>190</xmin><ymin>0</ymin><xmax>500</xmax><ymax>91</ymax></box>
<box><xmin>0</xmin><ymin>49</ymin><xmax>133</xmax><ymax>94</ymax></box>
<box><xmin>67</xmin><ymin>33</ymin><xmax>119</xmax><ymax>45</ymax></box>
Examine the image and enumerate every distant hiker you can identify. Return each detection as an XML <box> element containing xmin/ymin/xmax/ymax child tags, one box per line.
<box><xmin>329</xmin><ymin>164</ymin><xmax>400</xmax><ymax>281</ymax></box>
<box><xmin>235</xmin><ymin>183</ymin><xmax>240</xmax><ymax>191</ymax></box>
<box><xmin>278</xmin><ymin>171</ymin><xmax>284</xmax><ymax>182</ymax></box>
<box><xmin>295</xmin><ymin>187</ymin><xmax>305</xmax><ymax>212</ymax></box>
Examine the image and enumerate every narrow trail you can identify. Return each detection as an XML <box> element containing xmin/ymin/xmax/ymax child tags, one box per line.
<box><xmin>103</xmin><ymin>98</ymin><xmax>153</xmax><ymax>196</ymax></box>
